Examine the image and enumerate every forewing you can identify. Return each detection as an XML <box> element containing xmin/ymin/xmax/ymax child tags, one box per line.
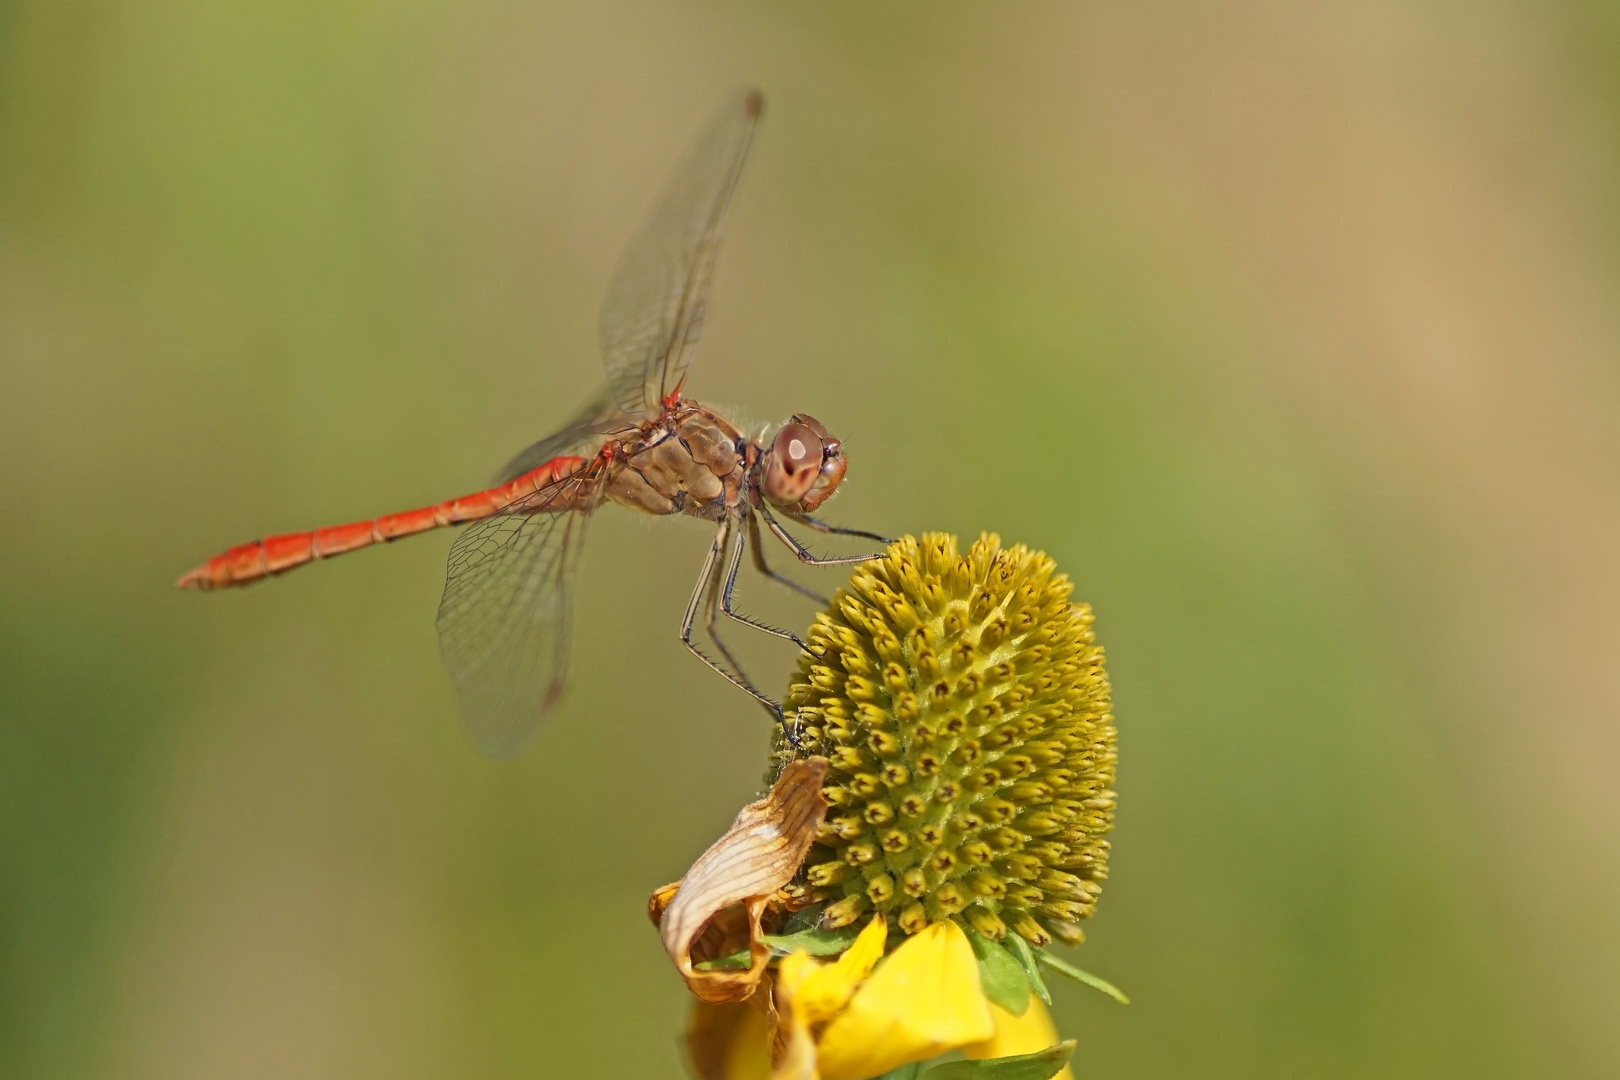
<box><xmin>436</xmin><ymin>472</ymin><xmax>601</xmax><ymax>759</ymax></box>
<box><xmin>599</xmin><ymin>88</ymin><xmax>762</xmax><ymax>414</ymax></box>
<box><xmin>494</xmin><ymin>388</ymin><xmax>624</xmax><ymax>485</ymax></box>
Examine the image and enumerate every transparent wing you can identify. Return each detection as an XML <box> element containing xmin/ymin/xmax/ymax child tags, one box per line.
<box><xmin>599</xmin><ymin>87</ymin><xmax>762</xmax><ymax>414</ymax></box>
<box><xmin>436</xmin><ymin>469</ymin><xmax>603</xmax><ymax>759</ymax></box>
<box><xmin>494</xmin><ymin>388</ymin><xmax>626</xmax><ymax>485</ymax></box>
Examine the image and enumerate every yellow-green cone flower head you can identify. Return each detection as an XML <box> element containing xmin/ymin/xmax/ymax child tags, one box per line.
<box><xmin>772</xmin><ymin>532</ymin><xmax>1117</xmax><ymax>948</ymax></box>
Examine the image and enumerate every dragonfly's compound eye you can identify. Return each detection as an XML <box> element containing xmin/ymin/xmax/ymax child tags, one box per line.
<box><xmin>791</xmin><ymin>413</ymin><xmax>832</xmax><ymax>442</ymax></box>
<box><xmin>797</xmin><ymin>440</ymin><xmax>847</xmax><ymax>512</ymax></box>
<box><xmin>763</xmin><ymin>422</ymin><xmax>823</xmax><ymax>504</ymax></box>
<box><xmin>791</xmin><ymin>413</ymin><xmax>841</xmax><ymax>460</ymax></box>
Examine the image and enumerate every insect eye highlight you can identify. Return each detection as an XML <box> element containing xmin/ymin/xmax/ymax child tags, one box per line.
<box><xmin>774</xmin><ymin>423</ymin><xmax>823</xmax><ymax>473</ymax></box>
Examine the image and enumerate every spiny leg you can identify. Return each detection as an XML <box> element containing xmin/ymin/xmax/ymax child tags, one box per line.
<box><xmin>703</xmin><ymin>527</ymin><xmax>755</xmax><ymax>686</ymax></box>
<box><xmin>787</xmin><ymin>512</ymin><xmax>894</xmax><ymax>546</ymax></box>
<box><xmin>747</xmin><ymin>513</ymin><xmax>828</xmax><ymax>605</ymax></box>
<box><xmin>760</xmin><ymin>503</ymin><xmax>887</xmax><ymax>567</ymax></box>
<box><xmin>717</xmin><ymin>517</ymin><xmax>810</xmax><ymax>652</ymax></box>
<box><xmin>715</xmin><ymin>520</ymin><xmax>812</xmax><ymax>748</ymax></box>
<box><xmin>680</xmin><ymin>520</ymin><xmax>780</xmax><ymax>721</ymax></box>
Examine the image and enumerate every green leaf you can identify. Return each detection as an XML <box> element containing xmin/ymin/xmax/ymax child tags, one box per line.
<box><xmin>872</xmin><ymin>1064</ymin><xmax>925</xmax><ymax>1080</ymax></box>
<box><xmin>966</xmin><ymin>928</ymin><xmax>1031</xmax><ymax>1016</ymax></box>
<box><xmin>694</xmin><ymin>919</ymin><xmax>862</xmax><ymax>969</ymax></box>
<box><xmin>760</xmin><ymin>923</ymin><xmax>862</xmax><ymax>956</ymax></box>
<box><xmin>692</xmin><ymin>948</ymin><xmax>753</xmax><ymax>971</ymax></box>
<box><xmin>1003</xmin><ymin>933</ymin><xmax>1052</xmax><ymax>1007</ymax></box>
<box><xmin>923</xmin><ymin>1040</ymin><xmax>1077</xmax><ymax>1080</ymax></box>
<box><xmin>780</xmin><ymin>902</ymin><xmax>825</xmax><ymax>935</ymax></box>
<box><xmin>1036</xmin><ymin>952</ymin><xmax>1130</xmax><ymax>1004</ymax></box>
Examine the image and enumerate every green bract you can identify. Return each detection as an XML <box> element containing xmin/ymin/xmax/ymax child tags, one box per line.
<box><xmin>772</xmin><ymin>533</ymin><xmax>1117</xmax><ymax>949</ymax></box>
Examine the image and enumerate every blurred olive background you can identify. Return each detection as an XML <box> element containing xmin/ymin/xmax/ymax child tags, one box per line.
<box><xmin>4</xmin><ymin>2</ymin><xmax>1620</xmax><ymax>1078</ymax></box>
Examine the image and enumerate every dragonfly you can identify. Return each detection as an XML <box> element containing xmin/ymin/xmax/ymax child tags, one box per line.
<box><xmin>177</xmin><ymin>88</ymin><xmax>888</xmax><ymax>758</ymax></box>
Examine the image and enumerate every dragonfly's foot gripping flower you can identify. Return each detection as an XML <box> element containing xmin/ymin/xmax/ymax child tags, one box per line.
<box><xmin>651</xmin><ymin>534</ymin><xmax>1124</xmax><ymax>1080</ymax></box>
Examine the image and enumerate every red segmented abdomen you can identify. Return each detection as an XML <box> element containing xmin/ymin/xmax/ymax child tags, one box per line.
<box><xmin>176</xmin><ymin>455</ymin><xmax>588</xmax><ymax>590</ymax></box>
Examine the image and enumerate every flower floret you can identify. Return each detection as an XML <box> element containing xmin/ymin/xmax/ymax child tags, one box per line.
<box><xmin>772</xmin><ymin>533</ymin><xmax>1117</xmax><ymax>949</ymax></box>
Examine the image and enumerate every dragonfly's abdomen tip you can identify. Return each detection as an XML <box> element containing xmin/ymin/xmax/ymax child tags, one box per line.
<box><xmin>175</xmin><ymin>551</ymin><xmax>239</xmax><ymax>590</ymax></box>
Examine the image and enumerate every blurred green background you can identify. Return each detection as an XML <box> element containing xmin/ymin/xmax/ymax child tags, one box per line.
<box><xmin>4</xmin><ymin>2</ymin><xmax>1620</xmax><ymax>1077</ymax></box>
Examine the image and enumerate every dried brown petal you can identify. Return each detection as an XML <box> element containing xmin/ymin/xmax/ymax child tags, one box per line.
<box><xmin>656</xmin><ymin>757</ymin><xmax>829</xmax><ymax>1002</ymax></box>
<box><xmin>647</xmin><ymin>882</ymin><xmax>679</xmax><ymax>927</ymax></box>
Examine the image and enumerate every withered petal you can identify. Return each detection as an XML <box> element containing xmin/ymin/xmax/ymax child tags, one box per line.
<box><xmin>660</xmin><ymin>758</ymin><xmax>829</xmax><ymax>1003</ymax></box>
<box><xmin>648</xmin><ymin>881</ymin><xmax>680</xmax><ymax>927</ymax></box>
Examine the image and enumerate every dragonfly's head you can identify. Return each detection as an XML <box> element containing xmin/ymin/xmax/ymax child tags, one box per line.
<box><xmin>760</xmin><ymin>414</ymin><xmax>847</xmax><ymax>513</ymax></box>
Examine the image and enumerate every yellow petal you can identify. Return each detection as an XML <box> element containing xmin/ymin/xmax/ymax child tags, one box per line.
<box><xmin>723</xmin><ymin>1004</ymin><xmax>777</xmax><ymax>1080</ymax></box>
<box><xmin>791</xmin><ymin>915</ymin><xmax>889</xmax><ymax>1025</ymax></box>
<box><xmin>963</xmin><ymin>998</ymin><xmax>1075</xmax><ymax>1080</ymax></box>
<box><xmin>688</xmin><ymin>1001</ymin><xmax>760</xmax><ymax>1080</ymax></box>
<box><xmin>814</xmin><ymin>920</ymin><xmax>995</xmax><ymax>1080</ymax></box>
<box><xmin>767</xmin><ymin>961</ymin><xmax>822</xmax><ymax>1080</ymax></box>
<box><xmin>685</xmin><ymin>999</ymin><xmax>777</xmax><ymax>1080</ymax></box>
<box><xmin>769</xmin><ymin>1008</ymin><xmax>820</xmax><ymax>1080</ymax></box>
<box><xmin>775</xmin><ymin>950</ymin><xmax>821</xmax><ymax>1003</ymax></box>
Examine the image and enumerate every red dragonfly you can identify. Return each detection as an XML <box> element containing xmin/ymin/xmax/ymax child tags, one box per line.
<box><xmin>178</xmin><ymin>89</ymin><xmax>887</xmax><ymax>758</ymax></box>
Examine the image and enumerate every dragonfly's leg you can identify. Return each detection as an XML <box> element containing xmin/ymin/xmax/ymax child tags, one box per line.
<box><xmin>681</xmin><ymin>521</ymin><xmax>782</xmax><ymax>722</ymax></box>
<box><xmin>705</xmin><ymin>528</ymin><xmax>803</xmax><ymax>748</ymax></box>
<box><xmin>703</xmin><ymin>530</ymin><xmax>755</xmax><ymax>685</ymax></box>
<box><xmin>786</xmin><ymin>512</ymin><xmax>895</xmax><ymax>546</ymax></box>
<box><xmin>746</xmin><ymin>514</ymin><xmax>828</xmax><ymax>605</ymax></box>
<box><xmin>759</xmin><ymin>504</ymin><xmax>886</xmax><ymax>566</ymax></box>
<box><xmin>717</xmin><ymin>519</ymin><xmax>810</xmax><ymax>652</ymax></box>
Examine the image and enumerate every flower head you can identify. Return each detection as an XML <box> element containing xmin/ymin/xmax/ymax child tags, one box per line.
<box><xmin>773</xmin><ymin>533</ymin><xmax>1116</xmax><ymax>947</ymax></box>
<box><xmin>653</xmin><ymin>534</ymin><xmax>1122</xmax><ymax>1080</ymax></box>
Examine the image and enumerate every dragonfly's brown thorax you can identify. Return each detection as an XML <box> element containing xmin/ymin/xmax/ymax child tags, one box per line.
<box><xmin>602</xmin><ymin>402</ymin><xmax>750</xmax><ymax>519</ymax></box>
